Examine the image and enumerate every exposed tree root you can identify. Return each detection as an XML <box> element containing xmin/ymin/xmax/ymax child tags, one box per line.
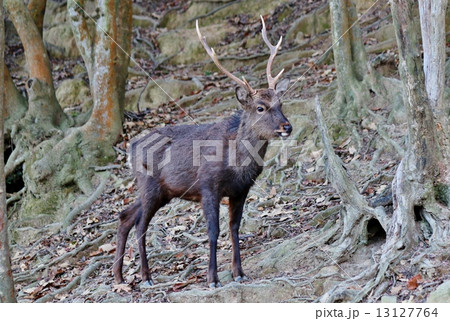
<box><xmin>64</xmin><ymin>173</ymin><xmax>110</xmax><ymax>232</ymax></box>
<box><xmin>35</xmin><ymin>255</ymin><xmax>112</xmax><ymax>303</ymax></box>
<box><xmin>14</xmin><ymin>229</ymin><xmax>115</xmax><ymax>283</ymax></box>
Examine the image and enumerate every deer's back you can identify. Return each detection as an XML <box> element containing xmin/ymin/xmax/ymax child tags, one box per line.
<box><xmin>131</xmin><ymin>115</ymin><xmax>248</xmax><ymax>200</ymax></box>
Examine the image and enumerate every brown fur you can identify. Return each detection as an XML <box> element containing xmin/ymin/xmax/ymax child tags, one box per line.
<box><xmin>113</xmin><ymin>82</ymin><xmax>292</xmax><ymax>287</ymax></box>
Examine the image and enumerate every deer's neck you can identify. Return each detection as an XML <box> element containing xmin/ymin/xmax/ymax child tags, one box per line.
<box><xmin>232</xmin><ymin>113</ymin><xmax>268</xmax><ymax>174</ymax></box>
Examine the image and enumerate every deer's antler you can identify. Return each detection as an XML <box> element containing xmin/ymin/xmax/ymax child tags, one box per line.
<box><xmin>196</xmin><ymin>20</ymin><xmax>256</xmax><ymax>95</ymax></box>
<box><xmin>260</xmin><ymin>16</ymin><xmax>284</xmax><ymax>89</ymax></box>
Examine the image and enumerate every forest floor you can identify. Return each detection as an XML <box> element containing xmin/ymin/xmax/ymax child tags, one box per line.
<box><xmin>6</xmin><ymin>0</ymin><xmax>449</xmax><ymax>303</ymax></box>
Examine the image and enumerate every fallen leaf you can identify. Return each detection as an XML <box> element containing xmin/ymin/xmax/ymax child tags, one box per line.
<box><xmin>391</xmin><ymin>285</ymin><xmax>402</xmax><ymax>295</ymax></box>
<box><xmin>269</xmin><ymin>187</ymin><xmax>277</xmax><ymax>198</ymax></box>
<box><xmin>90</xmin><ymin>249</ymin><xmax>103</xmax><ymax>257</ymax></box>
<box><xmin>316</xmin><ymin>196</ymin><xmax>326</xmax><ymax>203</ymax></box>
<box><xmin>407</xmin><ymin>274</ymin><xmax>423</xmax><ymax>290</ymax></box>
<box><xmin>113</xmin><ymin>284</ymin><xmax>132</xmax><ymax>293</ymax></box>
<box><xmin>339</xmin><ymin>137</ymin><xmax>351</xmax><ymax>148</ymax></box>
<box><xmin>23</xmin><ymin>286</ymin><xmax>39</xmax><ymax>294</ymax></box>
<box><xmin>376</xmin><ymin>185</ymin><xmax>387</xmax><ymax>194</ymax></box>
<box><xmin>100</xmin><ymin>243</ymin><xmax>116</xmax><ymax>253</ymax></box>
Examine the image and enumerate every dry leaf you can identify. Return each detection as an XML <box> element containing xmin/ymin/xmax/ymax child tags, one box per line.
<box><xmin>391</xmin><ymin>285</ymin><xmax>402</xmax><ymax>295</ymax></box>
<box><xmin>269</xmin><ymin>187</ymin><xmax>277</xmax><ymax>198</ymax></box>
<box><xmin>339</xmin><ymin>137</ymin><xmax>351</xmax><ymax>148</ymax></box>
<box><xmin>406</xmin><ymin>274</ymin><xmax>423</xmax><ymax>290</ymax></box>
<box><xmin>99</xmin><ymin>243</ymin><xmax>116</xmax><ymax>253</ymax></box>
<box><xmin>90</xmin><ymin>249</ymin><xmax>103</xmax><ymax>257</ymax></box>
<box><xmin>113</xmin><ymin>284</ymin><xmax>132</xmax><ymax>293</ymax></box>
<box><xmin>316</xmin><ymin>196</ymin><xmax>325</xmax><ymax>203</ymax></box>
<box><xmin>23</xmin><ymin>286</ymin><xmax>39</xmax><ymax>294</ymax></box>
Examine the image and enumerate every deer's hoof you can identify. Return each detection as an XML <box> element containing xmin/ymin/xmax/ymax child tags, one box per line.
<box><xmin>209</xmin><ymin>282</ymin><xmax>222</xmax><ymax>289</ymax></box>
<box><xmin>140</xmin><ymin>280</ymin><xmax>154</xmax><ymax>288</ymax></box>
<box><xmin>234</xmin><ymin>275</ymin><xmax>248</xmax><ymax>283</ymax></box>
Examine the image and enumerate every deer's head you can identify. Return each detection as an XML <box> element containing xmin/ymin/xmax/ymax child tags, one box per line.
<box><xmin>196</xmin><ymin>16</ymin><xmax>292</xmax><ymax>140</ymax></box>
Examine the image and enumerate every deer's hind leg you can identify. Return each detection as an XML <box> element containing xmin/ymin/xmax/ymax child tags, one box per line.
<box><xmin>113</xmin><ymin>200</ymin><xmax>142</xmax><ymax>284</ymax></box>
<box><xmin>135</xmin><ymin>178</ymin><xmax>169</xmax><ymax>286</ymax></box>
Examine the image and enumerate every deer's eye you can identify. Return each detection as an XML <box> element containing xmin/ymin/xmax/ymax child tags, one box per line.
<box><xmin>257</xmin><ymin>106</ymin><xmax>265</xmax><ymax>113</ymax></box>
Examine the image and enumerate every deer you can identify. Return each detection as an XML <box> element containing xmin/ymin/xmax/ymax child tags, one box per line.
<box><xmin>113</xmin><ymin>16</ymin><xmax>293</xmax><ymax>288</ymax></box>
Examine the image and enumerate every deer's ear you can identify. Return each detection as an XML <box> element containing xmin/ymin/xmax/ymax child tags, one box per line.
<box><xmin>235</xmin><ymin>87</ymin><xmax>252</xmax><ymax>107</ymax></box>
<box><xmin>275</xmin><ymin>78</ymin><xmax>290</xmax><ymax>96</ymax></box>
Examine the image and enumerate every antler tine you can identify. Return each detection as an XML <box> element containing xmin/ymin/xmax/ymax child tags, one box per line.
<box><xmin>196</xmin><ymin>20</ymin><xmax>255</xmax><ymax>94</ymax></box>
<box><xmin>260</xmin><ymin>16</ymin><xmax>284</xmax><ymax>89</ymax></box>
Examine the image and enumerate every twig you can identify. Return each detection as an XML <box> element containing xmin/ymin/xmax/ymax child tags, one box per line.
<box><xmin>113</xmin><ymin>146</ymin><xmax>126</xmax><ymax>154</ymax></box>
<box><xmin>92</xmin><ymin>164</ymin><xmax>121</xmax><ymax>171</ymax></box>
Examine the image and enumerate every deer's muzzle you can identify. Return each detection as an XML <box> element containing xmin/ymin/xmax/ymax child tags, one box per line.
<box><xmin>275</xmin><ymin>122</ymin><xmax>292</xmax><ymax>137</ymax></box>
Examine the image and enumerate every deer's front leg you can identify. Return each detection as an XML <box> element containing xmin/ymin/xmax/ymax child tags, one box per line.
<box><xmin>229</xmin><ymin>193</ymin><xmax>249</xmax><ymax>282</ymax></box>
<box><xmin>201</xmin><ymin>189</ymin><xmax>221</xmax><ymax>288</ymax></box>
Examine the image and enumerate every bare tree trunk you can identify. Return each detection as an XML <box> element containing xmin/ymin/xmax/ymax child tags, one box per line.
<box><xmin>387</xmin><ymin>0</ymin><xmax>446</xmax><ymax>251</ymax></box>
<box><xmin>5</xmin><ymin>0</ymin><xmax>67</xmax><ymax>128</ymax></box>
<box><xmin>346</xmin><ymin>0</ymin><xmax>450</xmax><ymax>301</ymax></box>
<box><xmin>2</xmin><ymin>63</ymin><xmax>27</xmax><ymax>134</ymax></box>
<box><xmin>329</xmin><ymin>0</ymin><xmax>386</xmax><ymax>119</ymax></box>
<box><xmin>0</xmin><ymin>0</ymin><xmax>17</xmax><ymax>303</ymax></box>
<box><xmin>68</xmin><ymin>0</ymin><xmax>131</xmax><ymax>145</ymax></box>
<box><xmin>319</xmin><ymin>0</ymin><xmax>449</xmax><ymax>302</ymax></box>
<box><xmin>1</xmin><ymin>0</ymin><xmax>132</xmax><ymax>226</ymax></box>
<box><xmin>418</xmin><ymin>0</ymin><xmax>449</xmax><ymax>164</ymax></box>
<box><xmin>27</xmin><ymin>0</ymin><xmax>46</xmax><ymax>36</ymax></box>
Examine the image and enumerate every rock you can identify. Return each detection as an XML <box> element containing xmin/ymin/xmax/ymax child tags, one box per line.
<box><xmin>366</xmin><ymin>24</ymin><xmax>395</xmax><ymax>43</ymax></box>
<box><xmin>168</xmin><ymin>278</ymin><xmax>312</xmax><ymax>303</ymax></box>
<box><xmin>44</xmin><ymin>0</ymin><xmax>69</xmax><ymax>27</ymax></box>
<box><xmin>56</xmin><ymin>78</ymin><xmax>91</xmax><ymax>108</ymax></box>
<box><xmin>160</xmin><ymin>0</ymin><xmax>291</xmax><ymax>30</ymax></box>
<box><xmin>44</xmin><ymin>24</ymin><xmax>80</xmax><ymax>59</ymax></box>
<box><xmin>355</xmin><ymin>0</ymin><xmax>379</xmax><ymax>11</ymax></box>
<box><xmin>286</xmin><ymin>5</ymin><xmax>330</xmax><ymax>41</ymax></box>
<box><xmin>124</xmin><ymin>78</ymin><xmax>203</xmax><ymax>111</ymax></box>
<box><xmin>157</xmin><ymin>24</ymin><xmax>237</xmax><ymax>65</ymax></box>
<box><xmin>381</xmin><ymin>295</ymin><xmax>397</xmax><ymax>303</ymax></box>
<box><xmin>72</xmin><ymin>64</ymin><xmax>87</xmax><ymax>76</ymax></box>
<box><xmin>218</xmin><ymin>270</ymin><xmax>233</xmax><ymax>284</ymax></box>
<box><xmin>427</xmin><ymin>281</ymin><xmax>450</xmax><ymax>303</ymax></box>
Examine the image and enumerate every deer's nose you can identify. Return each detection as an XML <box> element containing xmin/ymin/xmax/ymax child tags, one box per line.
<box><xmin>283</xmin><ymin>124</ymin><xmax>292</xmax><ymax>134</ymax></box>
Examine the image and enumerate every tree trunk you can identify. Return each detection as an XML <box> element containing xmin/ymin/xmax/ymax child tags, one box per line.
<box><xmin>2</xmin><ymin>63</ymin><xmax>27</xmax><ymax>134</ymax></box>
<box><xmin>5</xmin><ymin>0</ymin><xmax>67</xmax><ymax>128</ymax></box>
<box><xmin>69</xmin><ymin>0</ymin><xmax>131</xmax><ymax>146</ymax></box>
<box><xmin>27</xmin><ymin>0</ymin><xmax>46</xmax><ymax>36</ymax></box>
<box><xmin>344</xmin><ymin>0</ymin><xmax>450</xmax><ymax>301</ymax></box>
<box><xmin>387</xmin><ymin>0</ymin><xmax>448</xmax><ymax>251</ymax></box>
<box><xmin>2</xmin><ymin>0</ymin><xmax>132</xmax><ymax>226</ymax></box>
<box><xmin>418</xmin><ymin>0</ymin><xmax>450</xmax><ymax>165</ymax></box>
<box><xmin>318</xmin><ymin>0</ymin><xmax>449</xmax><ymax>302</ymax></box>
<box><xmin>0</xmin><ymin>0</ymin><xmax>17</xmax><ymax>303</ymax></box>
<box><xmin>329</xmin><ymin>0</ymin><xmax>386</xmax><ymax>119</ymax></box>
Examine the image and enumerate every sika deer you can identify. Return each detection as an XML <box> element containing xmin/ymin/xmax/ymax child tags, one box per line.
<box><xmin>113</xmin><ymin>16</ymin><xmax>292</xmax><ymax>288</ymax></box>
